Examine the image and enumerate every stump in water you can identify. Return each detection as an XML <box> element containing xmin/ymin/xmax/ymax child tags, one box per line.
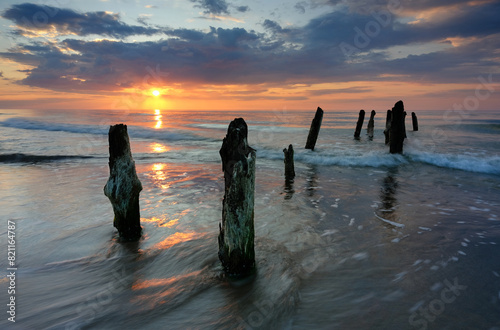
<box><xmin>104</xmin><ymin>124</ymin><xmax>142</xmax><ymax>240</ymax></box>
<box><xmin>305</xmin><ymin>107</ymin><xmax>324</xmax><ymax>150</ymax></box>
<box><xmin>412</xmin><ymin>112</ymin><xmax>419</xmax><ymax>131</ymax></box>
<box><xmin>218</xmin><ymin>118</ymin><xmax>256</xmax><ymax>277</ymax></box>
<box><xmin>354</xmin><ymin>109</ymin><xmax>365</xmax><ymax>139</ymax></box>
<box><xmin>403</xmin><ymin>111</ymin><xmax>407</xmax><ymax>138</ymax></box>
<box><xmin>367</xmin><ymin>110</ymin><xmax>376</xmax><ymax>140</ymax></box>
<box><xmin>384</xmin><ymin>110</ymin><xmax>392</xmax><ymax>145</ymax></box>
<box><xmin>283</xmin><ymin>144</ymin><xmax>295</xmax><ymax>180</ymax></box>
<box><xmin>389</xmin><ymin>101</ymin><xmax>405</xmax><ymax>154</ymax></box>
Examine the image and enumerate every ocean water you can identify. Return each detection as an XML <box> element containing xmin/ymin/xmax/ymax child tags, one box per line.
<box><xmin>0</xmin><ymin>108</ymin><xmax>499</xmax><ymax>329</ymax></box>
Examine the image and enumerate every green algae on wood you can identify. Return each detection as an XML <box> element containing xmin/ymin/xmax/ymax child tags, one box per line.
<box><xmin>218</xmin><ymin>118</ymin><xmax>256</xmax><ymax>277</ymax></box>
<box><xmin>104</xmin><ymin>124</ymin><xmax>142</xmax><ymax>241</ymax></box>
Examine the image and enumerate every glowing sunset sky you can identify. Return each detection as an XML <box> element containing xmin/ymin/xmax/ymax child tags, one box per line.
<box><xmin>0</xmin><ymin>0</ymin><xmax>499</xmax><ymax>111</ymax></box>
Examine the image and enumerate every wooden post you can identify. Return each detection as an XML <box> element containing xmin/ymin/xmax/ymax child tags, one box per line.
<box><xmin>367</xmin><ymin>110</ymin><xmax>376</xmax><ymax>140</ymax></box>
<box><xmin>218</xmin><ymin>118</ymin><xmax>256</xmax><ymax>277</ymax></box>
<box><xmin>305</xmin><ymin>107</ymin><xmax>324</xmax><ymax>150</ymax></box>
<box><xmin>389</xmin><ymin>101</ymin><xmax>405</xmax><ymax>154</ymax></box>
<box><xmin>384</xmin><ymin>110</ymin><xmax>391</xmax><ymax>145</ymax></box>
<box><xmin>412</xmin><ymin>112</ymin><xmax>419</xmax><ymax>131</ymax></box>
<box><xmin>104</xmin><ymin>124</ymin><xmax>142</xmax><ymax>240</ymax></box>
<box><xmin>403</xmin><ymin>111</ymin><xmax>407</xmax><ymax>138</ymax></box>
<box><xmin>283</xmin><ymin>144</ymin><xmax>295</xmax><ymax>180</ymax></box>
<box><xmin>354</xmin><ymin>109</ymin><xmax>365</xmax><ymax>139</ymax></box>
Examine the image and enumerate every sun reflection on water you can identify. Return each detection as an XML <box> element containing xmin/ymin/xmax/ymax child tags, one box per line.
<box><xmin>150</xmin><ymin>143</ymin><xmax>168</xmax><ymax>153</ymax></box>
<box><xmin>151</xmin><ymin>163</ymin><xmax>170</xmax><ymax>190</ymax></box>
<box><xmin>154</xmin><ymin>109</ymin><xmax>162</xmax><ymax>129</ymax></box>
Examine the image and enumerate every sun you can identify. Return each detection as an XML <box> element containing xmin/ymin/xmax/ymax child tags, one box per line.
<box><xmin>152</xmin><ymin>90</ymin><xmax>160</xmax><ymax>97</ymax></box>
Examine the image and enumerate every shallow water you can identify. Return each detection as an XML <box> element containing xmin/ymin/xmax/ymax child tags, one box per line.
<box><xmin>0</xmin><ymin>108</ymin><xmax>499</xmax><ymax>329</ymax></box>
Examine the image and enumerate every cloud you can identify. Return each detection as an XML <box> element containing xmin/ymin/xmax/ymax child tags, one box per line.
<box><xmin>191</xmin><ymin>0</ymin><xmax>230</xmax><ymax>15</ymax></box>
<box><xmin>235</xmin><ymin>6</ymin><xmax>250</xmax><ymax>13</ymax></box>
<box><xmin>1</xmin><ymin>1</ymin><xmax>498</xmax><ymax>94</ymax></box>
<box><xmin>1</xmin><ymin>3</ymin><xmax>161</xmax><ymax>37</ymax></box>
<box><xmin>294</xmin><ymin>2</ymin><xmax>307</xmax><ymax>14</ymax></box>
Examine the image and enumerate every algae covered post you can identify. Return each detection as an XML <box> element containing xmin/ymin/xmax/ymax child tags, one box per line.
<box><xmin>218</xmin><ymin>118</ymin><xmax>256</xmax><ymax>277</ymax></box>
<box><xmin>305</xmin><ymin>107</ymin><xmax>324</xmax><ymax>150</ymax></box>
<box><xmin>104</xmin><ymin>124</ymin><xmax>143</xmax><ymax>240</ymax></box>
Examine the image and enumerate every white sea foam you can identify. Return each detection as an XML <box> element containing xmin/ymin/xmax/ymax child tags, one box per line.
<box><xmin>0</xmin><ymin>117</ymin><xmax>200</xmax><ymax>142</ymax></box>
<box><xmin>407</xmin><ymin>150</ymin><xmax>500</xmax><ymax>175</ymax></box>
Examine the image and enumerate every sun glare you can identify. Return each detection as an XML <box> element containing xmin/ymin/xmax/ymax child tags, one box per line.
<box><xmin>152</xmin><ymin>90</ymin><xmax>160</xmax><ymax>97</ymax></box>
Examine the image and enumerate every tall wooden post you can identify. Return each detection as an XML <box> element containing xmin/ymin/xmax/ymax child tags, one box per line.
<box><xmin>283</xmin><ymin>144</ymin><xmax>295</xmax><ymax>180</ymax></box>
<box><xmin>305</xmin><ymin>107</ymin><xmax>324</xmax><ymax>150</ymax></box>
<box><xmin>390</xmin><ymin>101</ymin><xmax>405</xmax><ymax>154</ymax></box>
<box><xmin>354</xmin><ymin>109</ymin><xmax>365</xmax><ymax>139</ymax></box>
<box><xmin>412</xmin><ymin>112</ymin><xmax>419</xmax><ymax>131</ymax></box>
<box><xmin>104</xmin><ymin>124</ymin><xmax>142</xmax><ymax>240</ymax></box>
<box><xmin>218</xmin><ymin>118</ymin><xmax>256</xmax><ymax>277</ymax></box>
<box><xmin>384</xmin><ymin>110</ymin><xmax>391</xmax><ymax>145</ymax></box>
<box><xmin>367</xmin><ymin>110</ymin><xmax>376</xmax><ymax>140</ymax></box>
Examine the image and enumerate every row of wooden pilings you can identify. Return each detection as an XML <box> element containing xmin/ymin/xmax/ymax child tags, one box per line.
<box><xmin>104</xmin><ymin>100</ymin><xmax>418</xmax><ymax>278</ymax></box>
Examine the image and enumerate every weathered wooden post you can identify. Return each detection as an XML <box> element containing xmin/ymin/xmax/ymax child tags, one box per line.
<box><xmin>389</xmin><ymin>101</ymin><xmax>405</xmax><ymax>154</ymax></box>
<box><xmin>354</xmin><ymin>109</ymin><xmax>365</xmax><ymax>139</ymax></box>
<box><xmin>384</xmin><ymin>110</ymin><xmax>391</xmax><ymax>145</ymax></box>
<box><xmin>412</xmin><ymin>112</ymin><xmax>419</xmax><ymax>131</ymax></box>
<box><xmin>104</xmin><ymin>124</ymin><xmax>142</xmax><ymax>240</ymax></box>
<box><xmin>367</xmin><ymin>110</ymin><xmax>376</xmax><ymax>140</ymax></box>
<box><xmin>403</xmin><ymin>111</ymin><xmax>407</xmax><ymax>138</ymax></box>
<box><xmin>283</xmin><ymin>144</ymin><xmax>295</xmax><ymax>180</ymax></box>
<box><xmin>305</xmin><ymin>107</ymin><xmax>324</xmax><ymax>150</ymax></box>
<box><xmin>218</xmin><ymin>118</ymin><xmax>256</xmax><ymax>277</ymax></box>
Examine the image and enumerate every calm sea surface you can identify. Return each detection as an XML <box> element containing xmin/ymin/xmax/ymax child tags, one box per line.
<box><xmin>0</xmin><ymin>108</ymin><xmax>499</xmax><ymax>329</ymax></box>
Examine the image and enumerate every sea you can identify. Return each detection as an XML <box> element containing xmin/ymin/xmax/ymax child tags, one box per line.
<box><xmin>0</xmin><ymin>107</ymin><xmax>499</xmax><ymax>330</ymax></box>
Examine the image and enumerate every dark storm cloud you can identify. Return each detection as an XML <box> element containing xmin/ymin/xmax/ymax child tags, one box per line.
<box><xmin>190</xmin><ymin>0</ymin><xmax>230</xmax><ymax>15</ymax></box>
<box><xmin>1</xmin><ymin>1</ymin><xmax>498</xmax><ymax>93</ymax></box>
<box><xmin>1</xmin><ymin>3</ymin><xmax>161</xmax><ymax>37</ymax></box>
<box><xmin>235</xmin><ymin>6</ymin><xmax>250</xmax><ymax>13</ymax></box>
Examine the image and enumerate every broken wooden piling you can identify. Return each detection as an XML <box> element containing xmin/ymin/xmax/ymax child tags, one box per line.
<box><xmin>218</xmin><ymin>118</ymin><xmax>256</xmax><ymax>277</ymax></box>
<box><xmin>389</xmin><ymin>101</ymin><xmax>405</xmax><ymax>154</ymax></box>
<box><xmin>367</xmin><ymin>110</ymin><xmax>376</xmax><ymax>140</ymax></box>
<box><xmin>283</xmin><ymin>144</ymin><xmax>295</xmax><ymax>180</ymax></box>
<box><xmin>412</xmin><ymin>112</ymin><xmax>418</xmax><ymax>131</ymax></box>
<box><xmin>104</xmin><ymin>124</ymin><xmax>143</xmax><ymax>240</ymax></box>
<box><xmin>354</xmin><ymin>109</ymin><xmax>365</xmax><ymax>139</ymax></box>
<box><xmin>305</xmin><ymin>107</ymin><xmax>324</xmax><ymax>150</ymax></box>
<box><xmin>384</xmin><ymin>110</ymin><xmax>391</xmax><ymax>145</ymax></box>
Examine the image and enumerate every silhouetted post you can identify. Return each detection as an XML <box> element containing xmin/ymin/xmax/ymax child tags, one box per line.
<box><xmin>218</xmin><ymin>118</ymin><xmax>256</xmax><ymax>277</ymax></box>
<box><xmin>283</xmin><ymin>144</ymin><xmax>295</xmax><ymax>180</ymax></box>
<box><xmin>305</xmin><ymin>107</ymin><xmax>324</xmax><ymax>150</ymax></box>
<box><xmin>390</xmin><ymin>101</ymin><xmax>405</xmax><ymax>154</ymax></box>
<box><xmin>384</xmin><ymin>110</ymin><xmax>391</xmax><ymax>145</ymax></box>
<box><xmin>367</xmin><ymin>110</ymin><xmax>376</xmax><ymax>139</ymax></box>
<box><xmin>403</xmin><ymin>111</ymin><xmax>407</xmax><ymax>138</ymax></box>
<box><xmin>412</xmin><ymin>112</ymin><xmax>419</xmax><ymax>131</ymax></box>
<box><xmin>104</xmin><ymin>124</ymin><xmax>142</xmax><ymax>240</ymax></box>
<box><xmin>354</xmin><ymin>110</ymin><xmax>365</xmax><ymax>139</ymax></box>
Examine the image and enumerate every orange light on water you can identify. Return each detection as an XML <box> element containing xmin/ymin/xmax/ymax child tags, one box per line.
<box><xmin>154</xmin><ymin>109</ymin><xmax>162</xmax><ymax>129</ymax></box>
<box><xmin>151</xmin><ymin>143</ymin><xmax>168</xmax><ymax>153</ymax></box>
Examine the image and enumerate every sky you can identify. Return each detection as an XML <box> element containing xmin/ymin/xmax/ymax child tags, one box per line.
<box><xmin>0</xmin><ymin>0</ymin><xmax>499</xmax><ymax>111</ymax></box>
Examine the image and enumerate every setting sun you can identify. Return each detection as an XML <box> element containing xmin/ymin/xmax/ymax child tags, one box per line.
<box><xmin>152</xmin><ymin>90</ymin><xmax>160</xmax><ymax>97</ymax></box>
